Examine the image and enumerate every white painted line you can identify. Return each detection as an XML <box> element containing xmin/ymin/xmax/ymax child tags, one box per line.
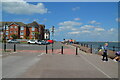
<box><xmin>80</xmin><ymin>54</ymin><xmax>112</xmax><ymax>78</ymax></box>
<box><xmin>37</xmin><ymin>53</ymin><xmax>45</xmax><ymax>56</ymax></box>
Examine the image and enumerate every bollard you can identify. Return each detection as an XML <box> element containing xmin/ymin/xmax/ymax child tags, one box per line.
<box><xmin>87</xmin><ymin>44</ymin><xmax>89</xmax><ymax>48</ymax></box>
<box><xmin>61</xmin><ymin>46</ymin><xmax>63</xmax><ymax>54</ymax></box>
<box><xmin>46</xmin><ymin>45</ymin><xmax>47</xmax><ymax>54</ymax></box>
<box><xmin>4</xmin><ymin>43</ymin><xmax>6</xmax><ymax>52</ymax></box>
<box><xmin>52</xmin><ymin>43</ymin><xmax>53</xmax><ymax>53</ymax></box>
<box><xmin>14</xmin><ymin>44</ymin><xmax>16</xmax><ymax>52</ymax></box>
<box><xmin>81</xmin><ymin>43</ymin><xmax>83</xmax><ymax>46</ymax></box>
<box><xmin>76</xmin><ymin>47</ymin><xmax>78</xmax><ymax>55</ymax></box>
<box><xmin>113</xmin><ymin>46</ymin><xmax>115</xmax><ymax>51</ymax></box>
<box><xmin>90</xmin><ymin>45</ymin><xmax>92</xmax><ymax>53</ymax></box>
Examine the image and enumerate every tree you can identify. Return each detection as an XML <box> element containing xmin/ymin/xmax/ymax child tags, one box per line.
<box><xmin>32</xmin><ymin>32</ymin><xmax>41</xmax><ymax>40</ymax></box>
<box><xmin>24</xmin><ymin>35</ymin><xmax>29</xmax><ymax>39</ymax></box>
<box><xmin>11</xmin><ymin>34</ymin><xmax>18</xmax><ymax>39</ymax></box>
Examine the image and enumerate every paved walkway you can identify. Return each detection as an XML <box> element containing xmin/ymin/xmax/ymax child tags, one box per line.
<box><xmin>1</xmin><ymin>44</ymin><xmax>118</xmax><ymax>78</ymax></box>
<box><xmin>19</xmin><ymin>45</ymin><xmax>118</xmax><ymax>78</ymax></box>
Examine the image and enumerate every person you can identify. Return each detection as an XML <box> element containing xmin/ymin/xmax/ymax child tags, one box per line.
<box><xmin>102</xmin><ymin>43</ymin><xmax>109</xmax><ymax>62</ymax></box>
<box><xmin>69</xmin><ymin>39</ymin><xmax>73</xmax><ymax>44</ymax></box>
<box><xmin>113</xmin><ymin>51</ymin><xmax>120</xmax><ymax>62</ymax></box>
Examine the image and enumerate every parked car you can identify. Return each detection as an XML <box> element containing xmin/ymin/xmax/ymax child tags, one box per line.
<box><xmin>37</xmin><ymin>41</ymin><xmax>50</xmax><ymax>45</ymax></box>
<box><xmin>7</xmin><ymin>39</ymin><xmax>20</xmax><ymax>43</ymax></box>
<box><xmin>47</xmin><ymin>40</ymin><xmax>54</xmax><ymax>43</ymax></box>
<box><xmin>27</xmin><ymin>40</ymin><xmax>38</xmax><ymax>44</ymax></box>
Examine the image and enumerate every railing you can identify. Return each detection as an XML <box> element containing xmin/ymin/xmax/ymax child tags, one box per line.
<box><xmin>78</xmin><ymin>43</ymin><xmax>120</xmax><ymax>53</ymax></box>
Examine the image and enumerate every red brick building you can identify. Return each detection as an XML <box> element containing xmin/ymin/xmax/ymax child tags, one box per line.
<box><xmin>1</xmin><ymin>21</ymin><xmax>47</xmax><ymax>40</ymax></box>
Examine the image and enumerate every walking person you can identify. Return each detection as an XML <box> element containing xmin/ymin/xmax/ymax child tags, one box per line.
<box><xmin>102</xmin><ymin>43</ymin><xmax>109</xmax><ymax>62</ymax></box>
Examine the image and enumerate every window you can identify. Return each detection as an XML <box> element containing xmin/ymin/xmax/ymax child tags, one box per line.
<box><xmin>4</xmin><ymin>25</ymin><xmax>8</xmax><ymax>30</ymax></box>
<box><xmin>10</xmin><ymin>26</ymin><xmax>13</xmax><ymax>28</ymax></box>
<box><xmin>21</xmin><ymin>26</ymin><xmax>24</xmax><ymax>30</ymax></box>
<box><xmin>20</xmin><ymin>32</ymin><xmax>24</xmax><ymax>35</ymax></box>
<box><xmin>6</xmin><ymin>26</ymin><xmax>8</xmax><ymax>30</ymax></box>
<box><xmin>32</xmin><ymin>27</ymin><xmax>35</xmax><ymax>31</ymax></box>
<box><xmin>10</xmin><ymin>31</ymin><xmax>12</xmax><ymax>33</ymax></box>
<box><xmin>14</xmin><ymin>26</ymin><xmax>17</xmax><ymax>28</ymax></box>
<box><xmin>6</xmin><ymin>31</ymin><xmax>8</xmax><ymax>35</ymax></box>
<box><xmin>6</xmin><ymin>37</ymin><xmax>8</xmax><ymax>39</ymax></box>
<box><xmin>14</xmin><ymin>31</ymin><xmax>17</xmax><ymax>33</ymax></box>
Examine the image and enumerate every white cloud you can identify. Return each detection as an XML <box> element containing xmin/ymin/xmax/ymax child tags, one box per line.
<box><xmin>72</xmin><ymin>7</ymin><xmax>80</xmax><ymax>11</ymax></box>
<box><xmin>81</xmin><ymin>30</ymin><xmax>91</xmax><ymax>33</ymax></box>
<box><xmin>80</xmin><ymin>25</ymin><xmax>95</xmax><ymax>30</ymax></box>
<box><xmin>59</xmin><ymin>21</ymin><xmax>82</xmax><ymax>26</ymax></box>
<box><xmin>55</xmin><ymin>20</ymin><xmax>118</xmax><ymax>41</ymax></box>
<box><xmin>1</xmin><ymin>0</ymin><xmax>25</xmax><ymax>2</ymax></box>
<box><xmin>94</xmin><ymin>27</ymin><xmax>105</xmax><ymax>31</ymax></box>
<box><xmin>2</xmin><ymin>1</ymin><xmax>48</xmax><ymax>14</ymax></box>
<box><xmin>68</xmin><ymin>31</ymin><xmax>80</xmax><ymax>34</ymax></box>
<box><xmin>89</xmin><ymin>20</ymin><xmax>101</xmax><ymax>24</ymax></box>
<box><xmin>74</xmin><ymin>18</ymin><xmax>81</xmax><ymax>21</ymax></box>
<box><xmin>116</xmin><ymin>18</ymin><xmax>120</xmax><ymax>22</ymax></box>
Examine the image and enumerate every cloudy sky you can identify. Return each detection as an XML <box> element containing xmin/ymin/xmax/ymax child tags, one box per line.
<box><xmin>1</xmin><ymin>0</ymin><xmax>119</xmax><ymax>41</ymax></box>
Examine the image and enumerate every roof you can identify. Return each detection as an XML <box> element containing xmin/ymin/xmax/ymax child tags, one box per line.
<box><xmin>0</xmin><ymin>22</ymin><xmax>26</xmax><ymax>27</ymax></box>
<box><xmin>27</xmin><ymin>21</ymin><xmax>39</xmax><ymax>27</ymax></box>
<box><xmin>0</xmin><ymin>21</ymin><xmax>45</xmax><ymax>28</ymax></box>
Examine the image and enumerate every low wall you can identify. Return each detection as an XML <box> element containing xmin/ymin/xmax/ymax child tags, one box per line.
<box><xmin>72</xmin><ymin>44</ymin><xmax>116</xmax><ymax>59</ymax></box>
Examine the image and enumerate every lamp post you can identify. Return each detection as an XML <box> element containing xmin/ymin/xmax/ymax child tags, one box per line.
<box><xmin>4</xmin><ymin>23</ymin><xmax>7</xmax><ymax>51</ymax></box>
<box><xmin>46</xmin><ymin>33</ymin><xmax>48</xmax><ymax>54</ymax></box>
<box><xmin>51</xmin><ymin>26</ymin><xmax>54</xmax><ymax>53</ymax></box>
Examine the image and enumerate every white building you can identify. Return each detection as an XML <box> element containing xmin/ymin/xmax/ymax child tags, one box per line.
<box><xmin>44</xmin><ymin>29</ymin><xmax>50</xmax><ymax>40</ymax></box>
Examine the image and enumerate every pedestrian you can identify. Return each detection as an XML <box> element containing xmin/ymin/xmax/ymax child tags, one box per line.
<box><xmin>113</xmin><ymin>51</ymin><xmax>120</xmax><ymax>62</ymax></box>
<box><xmin>102</xmin><ymin>43</ymin><xmax>109</xmax><ymax>62</ymax></box>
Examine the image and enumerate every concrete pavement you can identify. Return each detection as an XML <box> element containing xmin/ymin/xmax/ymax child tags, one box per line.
<box><xmin>1</xmin><ymin>42</ymin><xmax>118</xmax><ymax>78</ymax></box>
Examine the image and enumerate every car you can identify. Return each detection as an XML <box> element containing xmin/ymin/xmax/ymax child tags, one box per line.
<box><xmin>7</xmin><ymin>39</ymin><xmax>20</xmax><ymax>43</ymax></box>
<box><xmin>37</xmin><ymin>41</ymin><xmax>50</xmax><ymax>45</ymax></box>
<box><xmin>27</xmin><ymin>40</ymin><xmax>38</xmax><ymax>44</ymax></box>
<box><xmin>47</xmin><ymin>40</ymin><xmax>54</xmax><ymax>43</ymax></box>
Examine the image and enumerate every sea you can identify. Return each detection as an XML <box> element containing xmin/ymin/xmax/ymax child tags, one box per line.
<box><xmin>78</xmin><ymin>42</ymin><xmax>120</xmax><ymax>52</ymax></box>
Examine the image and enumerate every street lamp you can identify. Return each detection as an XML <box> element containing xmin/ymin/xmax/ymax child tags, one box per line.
<box><xmin>51</xmin><ymin>26</ymin><xmax>54</xmax><ymax>53</ymax></box>
<box><xmin>4</xmin><ymin>23</ymin><xmax>7</xmax><ymax>51</ymax></box>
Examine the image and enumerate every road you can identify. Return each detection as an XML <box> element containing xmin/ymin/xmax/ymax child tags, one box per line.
<box><xmin>1</xmin><ymin>42</ymin><xmax>68</xmax><ymax>50</ymax></box>
<box><xmin>0</xmin><ymin>42</ymin><xmax>118</xmax><ymax>79</ymax></box>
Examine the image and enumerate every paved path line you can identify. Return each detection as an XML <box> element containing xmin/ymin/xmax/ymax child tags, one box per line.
<box><xmin>37</xmin><ymin>53</ymin><xmax>45</xmax><ymax>56</ymax></box>
<box><xmin>80</xmin><ymin>53</ymin><xmax>112</xmax><ymax>78</ymax></box>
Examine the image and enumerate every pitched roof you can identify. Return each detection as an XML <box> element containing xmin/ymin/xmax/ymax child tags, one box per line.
<box><xmin>0</xmin><ymin>22</ymin><xmax>26</xmax><ymax>27</ymax></box>
<box><xmin>27</xmin><ymin>21</ymin><xmax>39</xmax><ymax>27</ymax></box>
<box><xmin>0</xmin><ymin>21</ymin><xmax>45</xmax><ymax>28</ymax></box>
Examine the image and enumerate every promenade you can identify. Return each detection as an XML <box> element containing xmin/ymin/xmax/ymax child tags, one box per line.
<box><xmin>1</xmin><ymin>42</ymin><xmax>118</xmax><ymax>79</ymax></box>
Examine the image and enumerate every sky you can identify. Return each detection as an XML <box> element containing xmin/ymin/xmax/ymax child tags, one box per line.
<box><xmin>1</xmin><ymin>0</ymin><xmax>120</xmax><ymax>41</ymax></box>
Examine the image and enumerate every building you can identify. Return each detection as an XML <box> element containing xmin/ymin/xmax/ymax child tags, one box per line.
<box><xmin>0</xmin><ymin>21</ymin><xmax>49</xmax><ymax>40</ymax></box>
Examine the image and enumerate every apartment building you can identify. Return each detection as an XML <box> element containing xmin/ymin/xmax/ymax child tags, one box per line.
<box><xmin>0</xmin><ymin>21</ymin><xmax>49</xmax><ymax>40</ymax></box>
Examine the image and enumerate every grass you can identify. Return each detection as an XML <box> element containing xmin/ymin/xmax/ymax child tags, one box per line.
<box><xmin>2</xmin><ymin>50</ymin><xmax>12</xmax><ymax>52</ymax></box>
<box><xmin>20</xmin><ymin>42</ymin><xmax>27</xmax><ymax>44</ymax></box>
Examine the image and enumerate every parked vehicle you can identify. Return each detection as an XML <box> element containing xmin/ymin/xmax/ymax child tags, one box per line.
<box><xmin>7</xmin><ymin>39</ymin><xmax>20</xmax><ymax>43</ymax></box>
<box><xmin>47</xmin><ymin>40</ymin><xmax>54</xmax><ymax>43</ymax></box>
<box><xmin>27</xmin><ymin>40</ymin><xmax>38</xmax><ymax>44</ymax></box>
<box><xmin>37</xmin><ymin>41</ymin><xmax>50</xmax><ymax>45</ymax></box>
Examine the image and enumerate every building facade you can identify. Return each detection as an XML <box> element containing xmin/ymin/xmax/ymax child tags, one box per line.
<box><xmin>0</xmin><ymin>21</ymin><xmax>50</xmax><ymax>40</ymax></box>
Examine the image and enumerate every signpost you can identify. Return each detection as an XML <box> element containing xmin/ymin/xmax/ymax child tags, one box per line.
<box><xmin>4</xmin><ymin>23</ymin><xmax>7</xmax><ymax>52</ymax></box>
